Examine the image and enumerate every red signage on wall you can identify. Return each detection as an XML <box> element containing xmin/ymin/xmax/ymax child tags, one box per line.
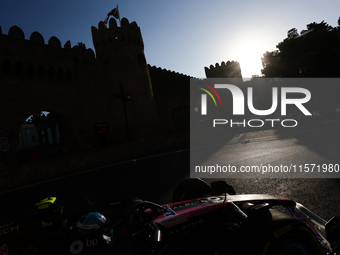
<box><xmin>95</xmin><ymin>123</ymin><xmax>109</xmax><ymax>135</ymax></box>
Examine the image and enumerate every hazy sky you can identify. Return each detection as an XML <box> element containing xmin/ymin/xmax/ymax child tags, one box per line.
<box><xmin>0</xmin><ymin>0</ymin><xmax>339</xmax><ymax>78</ymax></box>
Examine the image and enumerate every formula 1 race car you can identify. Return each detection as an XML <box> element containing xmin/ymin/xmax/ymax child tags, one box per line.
<box><xmin>0</xmin><ymin>197</ymin><xmax>67</xmax><ymax>255</ymax></box>
<box><xmin>1</xmin><ymin>178</ymin><xmax>340</xmax><ymax>255</ymax></box>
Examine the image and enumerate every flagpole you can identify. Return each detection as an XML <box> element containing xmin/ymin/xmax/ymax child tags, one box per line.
<box><xmin>117</xmin><ymin>4</ymin><xmax>121</xmax><ymax>26</ymax></box>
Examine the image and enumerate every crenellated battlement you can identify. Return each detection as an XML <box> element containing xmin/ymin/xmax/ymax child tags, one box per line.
<box><xmin>0</xmin><ymin>25</ymin><xmax>96</xmax><ymax>83</ymax></box>
<box><xmin>1</xmin><ymin>25</ymin><xmax>71</xmax><ymax>49</ymax></box>
<box><xmin>148</xmin><ymin>65</ymin><xmax>194</xmax><ymax>79</ymax></box>
<box><xmin>91</xmin><ymin>17</ymin><xmax>143</xmax><ymax>52</ymax></box>
<box><xmin>204</xmin><ymin>60</ymin><xmax>242</xmax><ymax>78</ymax></box>
<box><xmin>0</xmin><ymin>25</ymin><xmax>96</xmax><ymax>57</ymax></box>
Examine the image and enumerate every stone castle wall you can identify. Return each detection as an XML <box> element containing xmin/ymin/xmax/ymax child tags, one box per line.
<box><xmin>205</xmin><ymin>61</ymin><xmax>242</xmax><ymax>78</ymax></box>
<box><xmin>148</xmin><ymin>65</ymin><xmax>192</xmax><ymax>133</ymax></box>
<box><xmin>0</xmin><ymin>18</ymin><xmax>191</xmax><ymax>168</ymax></box>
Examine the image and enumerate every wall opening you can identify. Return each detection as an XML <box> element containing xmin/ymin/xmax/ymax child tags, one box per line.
<box><xmin>16</xmin><ymin>111</ymin><xmax>67</xmax><ymax>164</ymax></box>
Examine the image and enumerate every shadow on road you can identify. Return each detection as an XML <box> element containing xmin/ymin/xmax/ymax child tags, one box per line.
<box><xmin>0</xmin><ymin>149</ymin><xmax>191</xmax><ymax>220</ymax></box>
<box><xmin>190</xmin><ymin>130</ymin><xmax>239</xmax><ymax>169</ymax></box>
<box><xmin>276</xmin><ymin>124</ymin><xmax>340</xmax><ymax>162</ymax></box>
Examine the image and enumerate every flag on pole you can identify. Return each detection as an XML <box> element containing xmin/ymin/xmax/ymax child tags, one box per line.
<box><xmin>104</xmin><ymin>7</ymin><xmax>120</xmax><ymax>24</ymax></box>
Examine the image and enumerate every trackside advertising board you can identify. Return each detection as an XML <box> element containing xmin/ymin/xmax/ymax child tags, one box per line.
<box><xmin>190</xmin><ymin>78</ymin><xmax>340</xmax><ymax>178</ymax></box>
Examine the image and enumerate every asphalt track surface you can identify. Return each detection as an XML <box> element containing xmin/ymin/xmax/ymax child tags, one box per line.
<box><xmin>0</xmin><ymin>125</ymin><xmax>339</xmax><ymax>223</ymax></box>
<box><xmin>201</xmin><ymin>124</ymin><xmax>340</xmax><ymax>220</ymax></box>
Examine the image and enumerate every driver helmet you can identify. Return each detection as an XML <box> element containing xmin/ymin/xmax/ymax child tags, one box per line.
<box><xmin>76</xmin><ymin>212</ymin><xmax>107</xmax><ymax>236</ymax></box>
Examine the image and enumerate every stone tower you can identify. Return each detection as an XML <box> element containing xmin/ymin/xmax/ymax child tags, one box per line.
<box><xmin>204</xmin><ymin>61</ymin><xmax>242</xmax><ymax>78</ymax></box>
<box><xmin>91</xmin><ymin>18</ymin><xmax>159</xmax><ymax>140</ymax></box>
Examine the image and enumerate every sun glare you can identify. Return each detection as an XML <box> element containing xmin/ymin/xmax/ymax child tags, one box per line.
<box><xmin>234</xmin><ymin>41</ymin><xmax>265</xmax><ymax>78</ymax></box>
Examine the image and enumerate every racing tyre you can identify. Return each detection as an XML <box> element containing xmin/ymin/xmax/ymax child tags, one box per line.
<box><xmin>261</xmin><ymin>227</ymin><xmax>321</xmax><ymax>255</ymax></box>
<box><xmin>172</xmin><ymin>178</ymin><xmax>214</xmax><ymax>202</ymax></box>
<box><xmin>241</xmin><ymin>208</ymin><xmax>322</xmax><ymax>255</ymax></box>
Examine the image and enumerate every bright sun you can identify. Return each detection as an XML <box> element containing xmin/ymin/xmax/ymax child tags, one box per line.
<box><xmin>235</xmin><ymin>41</ymin><xmax>265</xmax><ymax>78</ymax></box>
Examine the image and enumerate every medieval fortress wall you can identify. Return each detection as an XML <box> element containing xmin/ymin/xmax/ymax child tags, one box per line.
<box><xmin>0</xmin><ymin>17</ymin><xmax>194</xmax><ymax>168</ymax></box>
<box><xmin>204</xmin><ymin>61</ymin><xmax>242</xmax><ymax>78</ymax></box>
